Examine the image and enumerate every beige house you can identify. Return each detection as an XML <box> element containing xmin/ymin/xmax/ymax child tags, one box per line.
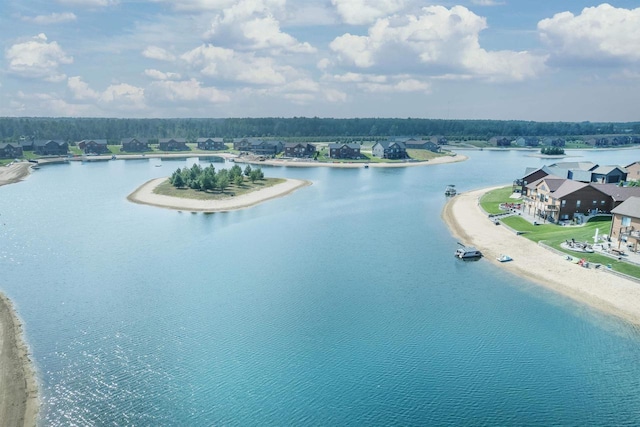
<box><xmin>610</xmin><ymin>197</ymin><xmax>640</xmax><ymax>252</ymax></box>
<box><xmin>626</xmin><ymin>161</ymin><xmax>640</xmax><ymax>182</ymax></box>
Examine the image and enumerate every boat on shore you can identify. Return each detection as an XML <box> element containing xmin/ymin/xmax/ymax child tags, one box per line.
<box><xmin>497</xmin><ymin>254</ymin><xmax>513</xmax><ymax>262</ymax></box>
<box><xmin>445</xmin><ymin>184</ymin><xmax>457</xmax><ymax>196</ymax></box>
<box><xmin>455</xmin><ymin>244</ymin><xmax>482</xmax><ymax>259</ymax></box>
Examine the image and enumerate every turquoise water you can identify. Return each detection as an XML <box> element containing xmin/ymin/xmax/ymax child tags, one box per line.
<box><xmin>2</xmin><ymin>150</ymin><xmax>640</xmax><ymax>425</ymax></box>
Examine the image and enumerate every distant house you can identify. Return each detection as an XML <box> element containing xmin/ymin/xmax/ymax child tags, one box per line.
<box><xmin>429</xmin><ymin>136</ymin><xmax>448</xmax><ymax>145</ymax></box>
<box><xmin>33</xmin><ymin>140</ymin><xmax>68</xmax><ymax>156</ymax></box>
<box><xmin>489</xmin><ymin>137</ymin><xmax>512</xmax><ymax>147</ymax></box>
<box><xmin>610</xmin><ymin>197</ymin><xmax>640</xmax><ymax>251</ymax></box>
<box><xmin>233</xmin><ymin>139</ymin><xmax>283</xmax><ymax>155</ymax></box>
<box><xmin>404</xmin><ymin>139</ymin><xmax>441</xmax><ymax>152</ymax></box>
<box><xmin>328</xmin><ymin>143</ymin><xmax>361</xmax><ymax>159</ymax></box>
<box><xmin>0</xmin><ymin>143</ymin><xmax>23</xmax><ymax>159</ymax></box>
<box><xmin>20</xmin><ymin>140</ymin><xmax>34</xmax><ymax>151</ymax></box>
<box><xmin>121</xmin><ymin>138</ymin><xmax>149</xmax><ymax>152</ymax></box>
<box><xmin>284</xmin><ymin>143</ymin><xmax>316</xmax><ymax>158</ymax></box>
<box><xmin>78</xmin><ymin>139</ymin><xmax>109</xmax><ymax>154</ymax></box>
<box><xmin>372</xmin><ymin>140</ymin><xmax>408</xmax><ymax>159</ymax></box>
<box><xmin>196</xmin><ymin>138</ymin><xmax>226</xmax><ymax>151</ymax></box>
<box><xmin>158</xmin><ymin>138</ymin><xmax>188</xmax><ymax>151</ymax></box>
<box><xmin>626</xmin><ymin>161</ymin><xmax>640</xmax><ymax>181</ymax></box>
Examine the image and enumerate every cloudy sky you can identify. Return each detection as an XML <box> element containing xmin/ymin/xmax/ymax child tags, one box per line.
<box><xmin>2</xmin><ymin>1</ymin><xmax>639</xmax><ymax>121</ymax></box>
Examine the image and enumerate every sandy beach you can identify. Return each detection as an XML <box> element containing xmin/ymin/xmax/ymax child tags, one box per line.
<box><xmin>442</xmin><ymin>187</ymin><xmax>640</xmax><ymax>326</ymax></box>
<box><xmin>128</xmin><ymin>177</ymin><xmax>311</xmax><ymax>212</ymax></box>
<box><xmin>0</xmin><ymin>163</ymin><xmax>32</xmax><ymax>187</ymax></box>
<box><xmin>237</xmin><ymin>153</ymin><xmax>467</xmax><ymax>168</ymax></box>
<box><xmin>0</xmin><ymin>293</ymin><xmax>39</xmax><ymax>427</ymax></box>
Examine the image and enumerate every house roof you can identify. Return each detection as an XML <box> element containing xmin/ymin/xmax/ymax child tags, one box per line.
<box><xmin>538</xmin><ymin>177</ymin><xmax>570</xmax><ymax>193</ymax></box>
<box><xmin>525</xmin><ymin>174</ymin><xmax>563</xmax><ymax>190</ymax></box>
<box><xmin>548</xmin><ymin>180</ymin><xmax>590</xmax><ymax>199</ymax></box>
<box><xmin>611</xmin><ymin>196</ymin><xmax>640</xmax><ymax>218</ymax></box>
<box><xmin>0</xmin><ymin>143</ymin><xmax>21</xmax><ymax>148</ymax></box>
<box><xmin>197</xmin><ymin>137</ymin><xmax>223</xmax><ymax>142</ymax></box>
<box><xmin>159</xmin><ymin>138</ymin><xmax>187</xmax><ymax>143</ymax></box>
<box><xmin>625</xmin><ymin>161</ymin><xmax>640</xmax><ymax>168</ymax></box>
<box><xmin>374</xmin><ymin>141</ymin><xmax>406</xmax><ymax>149</ymax></box>
<box><xmin>591</xmin><ymin>165</ymin><xmax>625</xmax><ymax>175</ymax></box>
<box><xmin>33</xmin><ymin>139</ymin><xmax>65</xmax><ymax>147</ymax></box>
<box><xmin>284</xmin><ymin>142</ymin><xmax>311</xmax><ymax>148</ymax></box>
<box><xmin>549</xmin><ymin>161</ymin><xmax>597</xmax><ymax>171</ymax></box>
<box><xmin>81</xmin><ymin>139</ymin><xmax>108</xmax><ymax>145</ymax></box>
<box><xmin>591</xmin><ymin>184</ymin><xmax>640</xmax><ymax>202</ymax></box>
<box><xmin>568</xmin><ymin>169</ymin><xmax>592</xmax><ymax>182</ymax></box>
<box><xmin>328</xmin><ymin>143</ymin><xmax>360</xmax><ymax>149</ymax></box>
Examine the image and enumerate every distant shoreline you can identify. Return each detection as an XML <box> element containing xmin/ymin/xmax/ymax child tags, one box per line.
<box><xmin>0</xmin><ymin>292</ymin><xmax>39</xmax><ymax>427</ymax></box>
<box><xmin>128</xmin><ymin>177</ymin><xmax>311</xmax><ymax>212</ymax></box>
<box><xmin>442</xmin><ymin>187</ymin><xmax>640</xmax><ymax>327</ymax></box>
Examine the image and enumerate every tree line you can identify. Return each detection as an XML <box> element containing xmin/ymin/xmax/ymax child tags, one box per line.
<box><xmin>1</xmin><ymin>117</ymin><xmax>639</xmax><ymax>142</ymax></box>
<box><xmin>170</xmin><ymin>163</ymin><xmax>264</xmax><ymax>193</ymax></box>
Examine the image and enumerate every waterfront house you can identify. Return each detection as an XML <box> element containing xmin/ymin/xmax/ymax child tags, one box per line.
<box><xmin>372</xmin><ymin>140</ymin><xmax>408</xmax><ymax>159</ymax></box>
<box><xmin>489</xmin><ymin>137</ymin><xmax>512</xmax><ymax>147</ymax></box>
<box><xmin>626</xmin><ymin>161</ymin><xmax>640</xmax><ymax>181</ymax></box>
<box><xmin>197</xmin><ymin>138</ymin><xmax>226</xmax><ymax>151</ymax></box>
<box><xmin>0</xmin><ymin>143</ymin><xmax>24</xmax><ymax>159</ymax></box>
<box><xmin>284</xmin><ymin>143</ymin><xmax>316</xmax><ymax>158</ymax></box>
<box><xmin>158</xmin><ymin>138</ymin><xmax>189</xmax><ymax>151</ymax></box>
<box><xmin>20</xmin><ymin>140</ymin><xmax>34</xmax><ymax>151</ymax></box>
<box><xmin>328</xmin><ymin>143</ymin><xmax>361</xmax><ymax>159</ymax></box>
<box><xmin>592</xmin><ymin>184</ymin><xmax>640</xmax><ymax>209</ymax></box>
<box><xmin>403</xmin><ymin>139</ymin><xmax>441</xmax><ymax>152</ymax></box>
<box><xmin>78</xmin><ymin>139</ymin><xmax>109</xmax><ymax>154</ymax></box>
<box><xmin>233</xmin><ymin>138</ymin><xmax>283</xmax><ymax>155</ymax></box>
<box><xmin>33</xmin><ymin>140</ymin><xmax>68</xmax><ymax>156</ymax></box>
<box><xmin>121</xmin><ymin>138</ymin><xmax>149</xmax><ymax>152</ymax></box>
<box><xmin>610</xmin><ymin>197</ymin><xmax>640</xmax><ymax>252</ymax></box>
<box><xmin>429</xmin><ymin>136</ymin><xmax>448</xmax><ymax>145</ymax></box>
<box><xmin>523</xmin><ymin>178</ymin><xmax>611</xmax><ymax>222</ymax></box>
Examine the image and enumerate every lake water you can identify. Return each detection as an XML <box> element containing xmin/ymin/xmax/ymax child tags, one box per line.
<box><xmin>2</xmin><ymin>149</ymin><xmax>640</xmax><ymax>425</ymax></box>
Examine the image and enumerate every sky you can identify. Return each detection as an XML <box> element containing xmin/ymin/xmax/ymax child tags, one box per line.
<box><xmin>1</xmin><ymin>1</ymin><xmax>639</xmax><ymax>121</ymax></box>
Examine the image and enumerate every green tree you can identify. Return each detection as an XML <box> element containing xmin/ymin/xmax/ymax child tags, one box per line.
<box><xmin>172</xmin><ymin>171</ymin><xmax>185</xmax><ymax>187</ymax></box>
<box><xmin>243</xmin><ymin>164</ymin><xmax>252</xmax><ymax>176</ymax></box>
<box><xmin>234</xmin><ymin>174</ymin><xmax>244</xmax><ymax>186</ymax></box>
<box><xmin>217</xmin><ymin>174</ymin><xmax>230</xmax><ymax>193</ymax></box>
<box><xmin>249</xmin><ymin>169</ymin><xmax>260</xmax><ymax>183</ymax></box>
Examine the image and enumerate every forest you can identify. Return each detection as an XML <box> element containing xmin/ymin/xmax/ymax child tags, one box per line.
<box><xmin>1</xmin><ymin>117</ymin><xmax>639</xmax><ymax>142</ymax></box>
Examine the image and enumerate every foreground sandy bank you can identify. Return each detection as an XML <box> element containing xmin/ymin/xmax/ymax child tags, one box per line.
<box><xmin>0</xmin><ymin>293</ymin><xmax>38</xmax><ymax>427</ymax></box>
<box><xmin>442</xmin><ymin>187</ymin><xmax>640</xmax><ymax>326</ymax></box>
<box><xmin>128</xmin><ymin>178</ymin><xmax>310</xmax><ymax>212</ymax></box>
<box><xmin>0</xmin><ymin>163</ymin><xmax>32</xmax><ymax>187</ymax></box>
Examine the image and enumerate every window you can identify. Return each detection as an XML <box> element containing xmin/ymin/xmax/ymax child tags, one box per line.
<box><xmin>601</xmin><ymin>200</ymin><xmax>606</xmax><ymax>205</ymax></box>
<box><xmin>561</xmin><ymin>200</ymin><xmax>566</xmax><ymax>207</ymax></box>
<box><xmin>622</xmin><ymin>217</ymin><xmax>632</xmax><ymax>227</ymax></box>
<box><xmin>576</xmin><ymin>200</ymin><xmax>581</xmax><ymax>208</ymax></box>
<box><xmin>592</xmin><ymin>200</ymin><xmax>597</xmax><ymax>205</ymax></box>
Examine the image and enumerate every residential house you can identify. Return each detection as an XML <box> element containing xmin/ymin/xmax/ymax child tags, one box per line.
<box><xmin>626</xmin><ymin>161</ymin><xmax>640</xmax><ymax>182</ymax></box>
<box><xmin>541</xmin><ymin>137</ymin><xmax>565</xmax><ymax>147</ymax></box>
<box><xmin>514</xmin><ymin>137</ymin><xmax>540</xmax><ymax>147</ymax></box>
<box><xmin>78</xmin><ymin>139</ymin><xmax>109</xmax><ymax>154</ymax></box>
<box><xmin>489</xmin><ymin>137</ymin><xmax>512</xmax><ymax>147</ymax></box>
<box><xmin>121</xmin><ymin>138</ymin><xmax>149</xmax><ymax>152</ymax></box>
<box><xmin>20</xmin><ymin>140</ymin><xmax>34</xmax><ymax>151</ymax></box>
<box><xmin>523</xmin><ymin>177</ymin><xmax>611</xmax><ymax>222</ymax></box>
<box><xmin>404</xmin><ymin>139</ymin><xmax>441</xmax><ymax>152</ymax></box>
<box><xmin>158</xmin><ymin>138</ymin><xmax>189</xmax><ymax>151</ymax></box>
<box><xmin>233</xmin><ymin>139</ymin><xmax>283</xmax><ymax>155</ymax></box>
<box><xmin>591</xmin><ymin>184</ymin><xmax>640</xmax><ymax>209</ymax></box>
<box><xmin>590</xmin><ymin>165</ymin><xmax>627</xmax><ymax>184</ymax></box>
<box><xmin>609</xmin><ymin>196</ymin><xmax>640</xmax><ymax>252</ymax></box>
<box><xmin>33</xmin><ymin>140</ymin><xmax>68</xmax><ymax>156</ymax></box>
<box><xmin>328</xmin><ymin>143</ymin><xmax>361</xmax><ymax>159</ymax></box>
<box><xmin>372</xmin><ymin>140</ymin><xmax>408</xmax><ymax>159</ymax></box>
<box><xmin>196</xmin><ymin>138</ymin><xmax>226</xmax><ymax>151</ymax></box>
<box><xmin>429</xmin><ymin>136</ymin><xmax>448</xmax><ymax>145</ymax></box>
<box><xmin>284</xmin><ymin>143</ymin><xmax>316</xmax><ymax>158</ymax></box>
<box><xmin>0</xmin><ymin>143</ymin><xmax>24</xmax><ymax>159</ymax></box>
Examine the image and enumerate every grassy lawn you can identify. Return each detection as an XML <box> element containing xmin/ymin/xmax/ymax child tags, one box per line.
<box><xmin>501</xmin><ymin>215</ymin><xmax>640</xmax><ymax>278</ymax></box>
<box><xmin>406</xmin><ymin>149</ymin><xmax>450</xmax><ymax>161</ymax></box>
<box><xmin>153</xmin><ymin>177</ymin><xmax>285</xmax><ymax>200</ymax></box>
<box><xmin>479</xmin><ymin>186</ymin><xmax>518</xmax><ymax>214</ymax></box>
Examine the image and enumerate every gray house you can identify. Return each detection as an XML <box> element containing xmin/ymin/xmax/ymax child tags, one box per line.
<box><xmin>372</xmin><ymin>140</ymin><xmax>407</xmax><ymax>159</ymax></box>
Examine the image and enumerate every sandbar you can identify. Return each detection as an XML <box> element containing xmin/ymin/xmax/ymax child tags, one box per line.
<box><xmin>0</xmin><ymin>293</ymin><xmax>39</xmax><ymax>427</ymax></box>
<box><xmin>0</xmin><ymin>163</ymin><xmax>32</xmax><ymax>187</ymax></box>
<box><xmin>442</xmin><ymin>187</ymin><xmax>640</xmax><ymax>326</ymax></box>
<box><xmin>128</xmin><ymin>177</ymin><xmax>311</xmax><ymax>212</ymax></box>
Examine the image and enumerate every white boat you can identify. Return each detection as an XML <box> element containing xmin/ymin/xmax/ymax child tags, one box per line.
<box><xmin>455</xmin><ymin>245</ymin><xmax>482</xmax><ymax>259</ymax></box>
<box><xmin>497</xmin><ymin>254</ymin><xmax>512</xmax><ymax>262</ymax></box>
<box><xmin>445</xmin><ymin>184</ymin><xmax>457</xmax><ymax>196</ymax></box>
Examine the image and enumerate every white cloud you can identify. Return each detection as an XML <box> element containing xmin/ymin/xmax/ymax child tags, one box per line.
<box><xmin>57</xmin><ymin>0</ymin><xmax>118</xmax><ymax>6</ymax></box>
<box><xmin>142</xmin><ymin>46</ymin><xmax>176</xmax><ymax>61</ymax></box>
<box><xmin>149</xmin><ymin>79</ymin><xmax>230</xmax><ymax>103</ymax></box>
<box><xmin>21</xmin><ymin>12</ymin><xmax>77</xmax><ymax>24</ymax></box>
<box><xmin>356</xmin><ymin>77</ymin><xmax>431</xmax><ymax>93</ymax></box>
<box><xmin>329</xmin><ymin>72</ymin><xmax>387</xmax><ymax>83</ymax></box>
<box><xmin>149</xmin><ymin>0</ymin><xmax>235</xmax><ymax>11</ymax></box>
<box><xmin>538</xmin><ymin>4</ymin><xmax>640</xmax><ymax>64</ymax></box>
<box><xmin>470</xmin><ymin>0</ymin><xmax>504</xmax><ymax>6</ymax></box>
<box><xmin>324</xmin><ymin>89</ymin><xmax>347</xmax><ymax>102</ymax></box>
<box><xmin>5</xmin><ymin>34</ymin><xmax>73</xmax><ymax>82</ymax></box>
<box><xmin>331</xmin><ymin>0</ymin><xmax>405</xmax><ymax>25</ymax></box>
<box><xmin>182</xmin><ymin>44</ymin><xmax>295</xmax><ymax>85</ymax></box>
<box><xmin>330</xmin><ymin>5</ymin><xmax>546</xmax><ymax>82</ymax></box>
<box><xmin>67</xmin><ymin>77</ymin><xmax>146</xmax><ymax>109</ymax></box>
<box><xmin>204</xmin><ymin>0</ymin><xmax>315</xmax><ymax>54</ymax></box>
<box><xmin>144</xmin><ymin>69</ymin><xmax>182</xmax><ymax>80</ymax></box>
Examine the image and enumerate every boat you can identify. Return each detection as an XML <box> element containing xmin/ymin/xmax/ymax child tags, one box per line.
<box><xmin>497</xmin><ymin>254</ymin><xmax>512</xmax><ymax>262</ymax></box>
<box><xmin>455</xmin><ymin>244</ymin><xmax>482</xmax><ymax>259</ymax></box>
<box><xmin>445</xmin><ymin>184</ymin><xmax>457</xmax><ymax>196</ymax></box>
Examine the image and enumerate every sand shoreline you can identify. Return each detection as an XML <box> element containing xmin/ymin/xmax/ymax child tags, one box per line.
<box><xmin>442</xmin><ymin>187</ymin><xmax>640</xmax><ymax>327</ymax></box>
<box><xmin>0</xmin><ymin>293</ymin><xmax>39</xmax><ymax>427</ymax></box>
<box><xmin>0</xmin><ymin>163</ymin><xmax>33</xmax><ymax>187</ymax></box>
<box><xmin>128</xmin><ymin>177</ymin><xmax>311</xmax><ymax>212</ymax></box>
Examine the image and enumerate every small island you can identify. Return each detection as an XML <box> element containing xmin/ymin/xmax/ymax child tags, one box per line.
<box><xmin>128</xmin><ymin>163</ymin><xmax>310</xmax><ymax>212</ymax></box>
